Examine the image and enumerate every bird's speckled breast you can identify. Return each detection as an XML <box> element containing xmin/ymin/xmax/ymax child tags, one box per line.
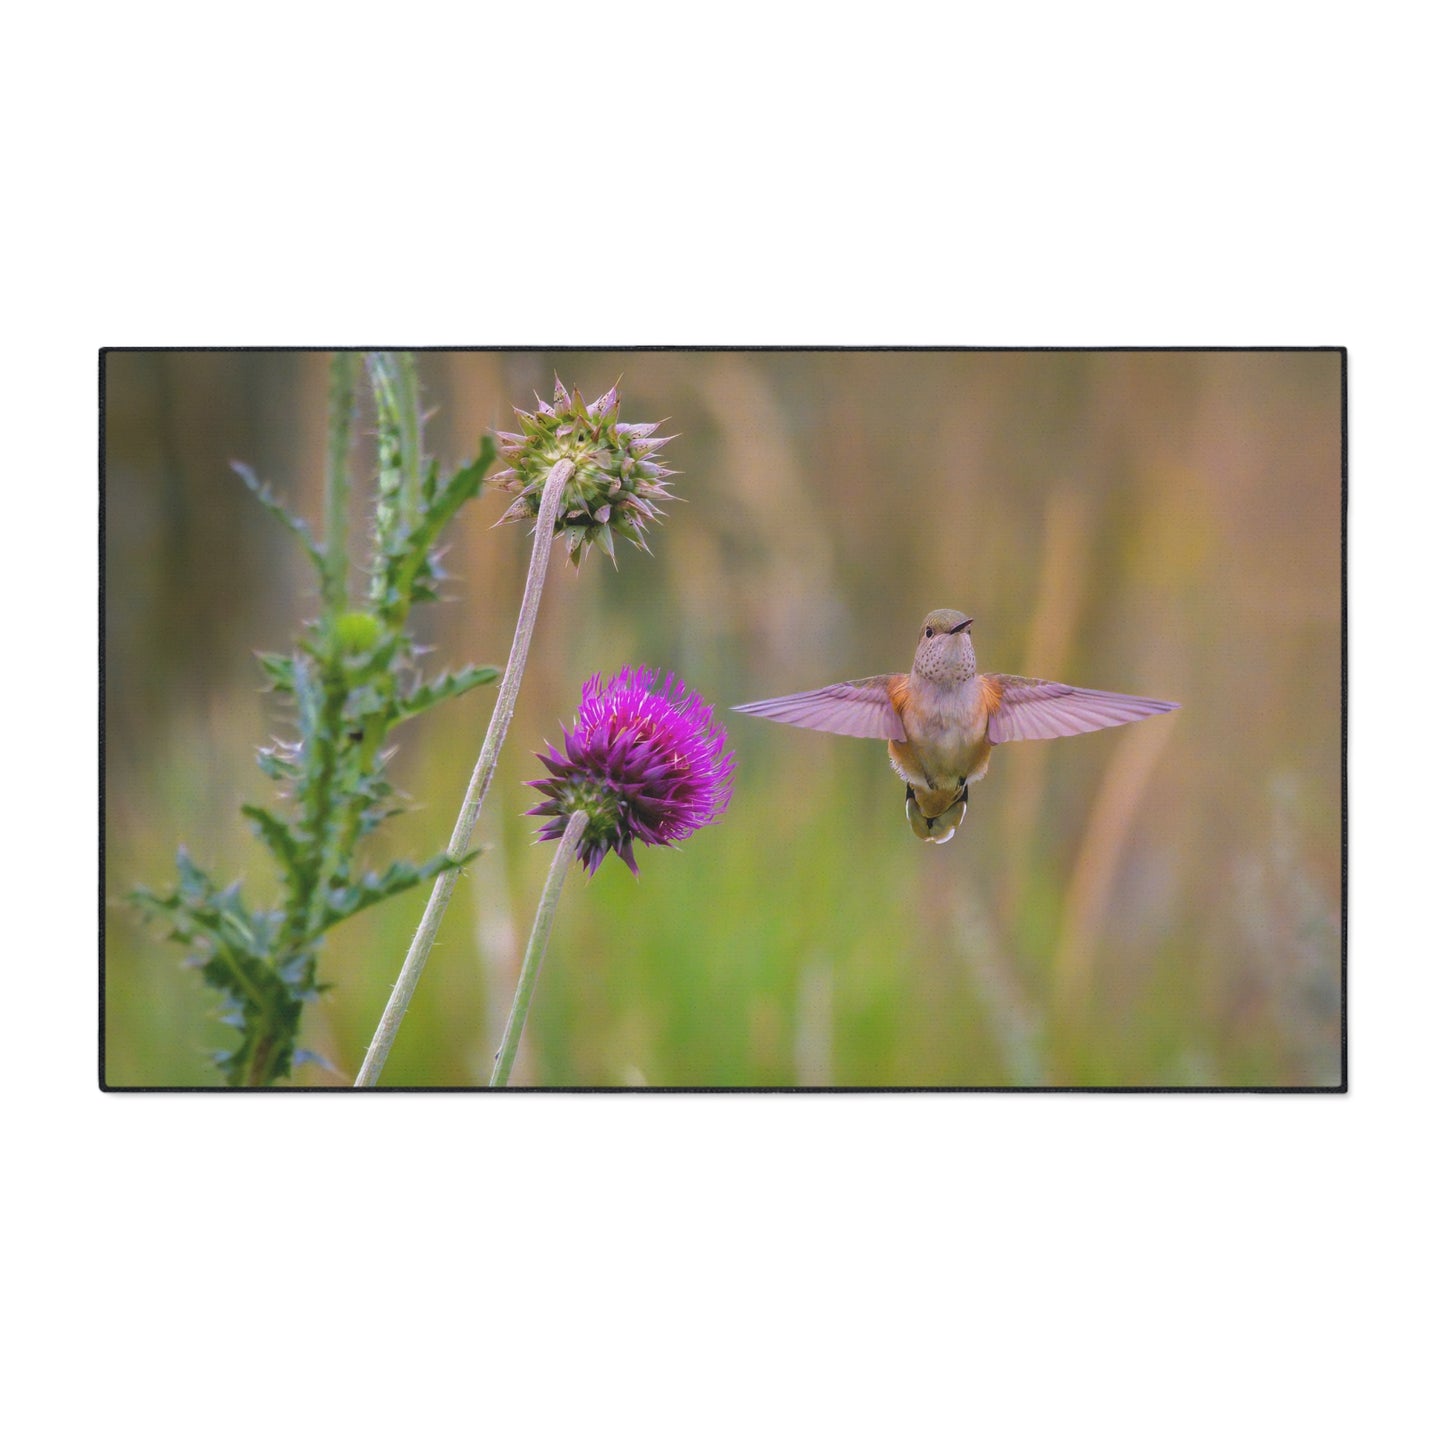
<box><xmin>887</xmin><ymin>673</ymin><xmax>995</xmax><ymax>792</ymax></box>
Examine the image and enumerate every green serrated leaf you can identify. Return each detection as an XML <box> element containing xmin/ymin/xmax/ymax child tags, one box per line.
<box><xmin>434</xmin><ymin>435</ymin><xmax>496</xmax><ymax>518</ymax></box>
<box><xmin>312</xmin><ymin>849</ymin><xmax>478</xmax><ymax>935</ymax></box>
<box><xmin>255</xmin><ymin>651</ymin><xmax>298</xmax><ymax>694</ymax></box>
<box><xmin>420</xmin><ymin>456</ymin><xmax>441</xmax><ymax>508</ymax></box>
<box><xmin>345</xmin><ymin>680</ymin><xmax>390</xmax><ymax>720</ymax></box>
<box><xmin>232</xmin><ymin>462</ymin><xmax>325</xmax><ymax>574</ymax></box>
<box><xmin>241</xmin><ymin>804</ymin><xmax>306</xmax><ymax>893</ymax></box>
<box><xmin>200</xmin><ymin>964</ymin><xmax>304</xmax><ymax>1087</ymax></box>
<box><xmin>376</xmin><ymin>437</ymin><xmax>497</xmax><ymax>626</ymax></box>
<box><xmin>356</xmin><ymin>804</ymin><xmax>406</xmax><ymax>841</ymax></box>
<box><xmin>391</xmin><ymin>664</ymin><xmax>500</xmax><ymax>726</ymax></box>
<box><xmin>256</xmin><ymin>747</ymin><xmax>300</xmax><ymax>784</ymax></box>
<box><xmin>130</xmin><ymin>885</ymin><xmax>203</xmax><ymax>950</ymax></box>
<box><xmin>211</xmin><ymin>912</ymin><xmax>255</xmax><ymax>961</ymax></box>
<box><xmin>175</xmin><ymin>847</ymin><xmax>214</xmax><ymax>905</ymax></box>
<box><xmin>291</xmin><ymin>651</ymin><xmax>322</xmax><ymax>734</ymax></box>
<box><xmin>293</xmin><ymin>1047</ymin><xmax>339</xmax><ymax>1076</ymax></box>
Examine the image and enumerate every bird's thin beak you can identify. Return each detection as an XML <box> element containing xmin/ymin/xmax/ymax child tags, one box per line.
<box><xmin>949</xmin><ymin>617</ymin><xmax>973</xmax><ymax>634</ymax></box>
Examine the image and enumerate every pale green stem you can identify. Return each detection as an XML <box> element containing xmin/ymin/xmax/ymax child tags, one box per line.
<box><xmin>297</xmin><ymin>353</ymin><xmax>360</xmax><ymax>959</ymax></box>
<box><xmin>322</xmin><ymin>352</ymin><xmax>359</xmax><ymax>618</ymax></box>
<box><xmin>353</xmin><ymin>458</ymin><xmax>576</xmax><ymax>1087</ymax></box>
<box><xmin>490</xmin><ymin>809</ymin><xmax>587</xmax><ymax>1087</ymax></box>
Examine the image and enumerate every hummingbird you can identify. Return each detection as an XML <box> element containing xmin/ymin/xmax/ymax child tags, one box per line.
<box><xmin>735</xmin><ymin>608</ymin><xmax>1180</xmax><ymax>843</ymax></box>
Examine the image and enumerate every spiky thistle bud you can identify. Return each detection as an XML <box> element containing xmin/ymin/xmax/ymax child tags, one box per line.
<box><xmin>493</xmin><ymin>378</ymin><xmax>677</xmax><ymax>567</ymax></box>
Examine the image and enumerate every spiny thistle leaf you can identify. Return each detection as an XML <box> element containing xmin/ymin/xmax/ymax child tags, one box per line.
<box><xmin>201</xmin><ymin>961</ymin><xmax>303</xmax><ymax>1087</ymax></box>
<box><xmin>374</xmin><ymin>437</ymin><xmax>497</xmax><ymax>625</ymax></box>
<box><xmin>174</xmin><ymin>845</ymin><xmax>214</xmax><ymax>908</ymax></box>
<box><xmin>432</xmin><ymin>438</ymin><xmax>496</xmax><ymax>525</ymax></box>
<box><xmin>255</xmin><ymin>651</ymin><xmax>298</xmax><ymax>695</ymax></box>
<box><xmin>314</xmin><ymin>850</ymin><xmax>478</xmax><ymax>934</ymax></box>
<box><xmin>256</xmin><ymin>745</ymin><xmax>301</xmax><ymax>784</ymax></box>
<box><xmin>240</xmin><ymin>804</ymin><xmax>307</xmax><ymax>897</ymax></box>
<box><xmin>392</xmin><ymin>664</ymin><xmax>500</xmax><ymax>725</ymax></box>
<box><xmin>292</xmin><ymin>1047</ymin><xmax>340</xmax><ymax>1076</ymax></box>
<box><xmin>131</xmin><ymin>855</ymin><xmax>300</xmax><ymax>1087</ymax></box>
<box><xmin>231</xmin><ymin>461</ymin><xmax>325</xmax><ymax>574</ymax></box>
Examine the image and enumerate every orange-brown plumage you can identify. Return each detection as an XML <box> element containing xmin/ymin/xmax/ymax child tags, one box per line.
<box><xmin>977</xmin><ymin>673</ymin><xmax>1003</xmax><ymax>718</ymax></box>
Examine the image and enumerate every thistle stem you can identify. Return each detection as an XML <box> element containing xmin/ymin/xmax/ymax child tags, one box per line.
<box><xmin>354</xmin><ymin>458</ymin><xmax>576</xmax><ymax>1087</ymax></box>
<box><xmin>490</xmin><ymin>810</ymin><xmax>586</xmax><ymax>1087</ymax></box>
<box><xmin>322</xmin><ymin>352</ymin><xmax>360</xmax><ymax>619</ymax></box>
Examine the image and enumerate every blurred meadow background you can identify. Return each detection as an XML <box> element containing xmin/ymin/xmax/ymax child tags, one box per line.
<box><xmin>102</xmin><ymin>350</ymin><xmax>1342</xmax><ymax>1088</ymax></box>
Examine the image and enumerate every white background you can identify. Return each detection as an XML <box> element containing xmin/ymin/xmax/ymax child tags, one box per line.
<box><xmin>7</xmin><ymin>3</ymin><xmax>1437</xmax><ymax>1441</ymax></box>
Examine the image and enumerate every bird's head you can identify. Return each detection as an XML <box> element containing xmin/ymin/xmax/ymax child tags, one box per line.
<box><xmin>912</xmin><ymin>609</ymin><xmax>976</xmax><ymax>683</ymax></box>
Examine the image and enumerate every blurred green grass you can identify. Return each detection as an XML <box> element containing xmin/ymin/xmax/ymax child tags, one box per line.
<box><xmin>102</xmin><ymin>350</ymin><xmax>1342</xmax><ymax>1087</ymax></box>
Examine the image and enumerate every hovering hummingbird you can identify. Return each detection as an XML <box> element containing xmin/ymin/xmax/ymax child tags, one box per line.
<box><xmin>735</xmin><ymin>609</ymin><xmax>1180</xmax><ymax>843</ymax></box>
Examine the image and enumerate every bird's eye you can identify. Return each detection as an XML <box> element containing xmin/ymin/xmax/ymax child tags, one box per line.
<box><xmin>924</xmin><ymin>626</ymin><xmax>934</xmax><ymax>638</ymax></box>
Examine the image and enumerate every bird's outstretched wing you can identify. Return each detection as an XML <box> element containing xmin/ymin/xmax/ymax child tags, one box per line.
<box><xmin>984</xmin><ymin>675</ymin><xmax>1179</xmax><ymax>744</ymax></box>
<box><xmin>733</xmin><ymin>675</ymin><xmax>908</xmax><ymax>741</ymax></box>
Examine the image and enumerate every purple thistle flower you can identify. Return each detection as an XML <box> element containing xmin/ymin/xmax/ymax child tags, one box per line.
<box><xmin>526</xmin><ymin>667</ymin><xmax>736</xmax><ymax>876</ymax></box>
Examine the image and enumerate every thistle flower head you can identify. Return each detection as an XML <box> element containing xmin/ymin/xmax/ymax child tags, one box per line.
<box><xmin>494</xmin><ymin>378</ymin><xmax>677</xmax><ymax>568</ymax></box>
<box><xmin>527</xmin><ymin>667</ymin><xmax>735</xmax><ymax>875</ymax></box>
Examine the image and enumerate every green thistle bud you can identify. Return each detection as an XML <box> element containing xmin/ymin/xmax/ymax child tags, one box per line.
<box><xmin>335</xmin><ymin>610</ymin><xmax>382</xmax><ymax>655</ymax></box>
<box><xmin>493</xmin><ymin>378</ymin><xmax>677</xmax><ymax>568</ymax></box>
